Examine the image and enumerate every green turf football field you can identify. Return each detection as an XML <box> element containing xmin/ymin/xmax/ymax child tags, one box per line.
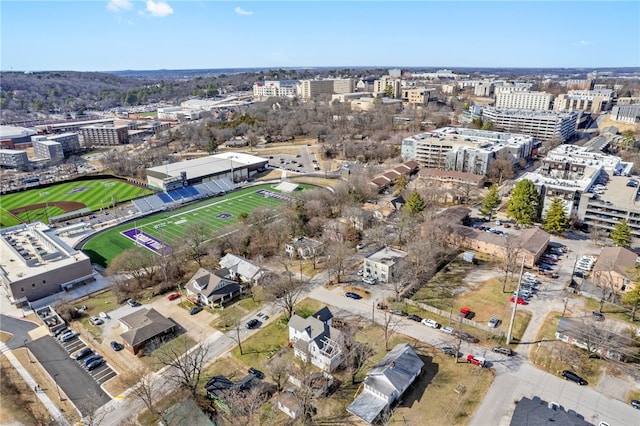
<box><xmin>81</xmin><ymin>184</ymin><xmax>304</xmax><ymax>266</ymax></box>
<box><xmin>0</xmin><ymin>179</ymin><xmax>153</xmax><ymax>228</ymax></box>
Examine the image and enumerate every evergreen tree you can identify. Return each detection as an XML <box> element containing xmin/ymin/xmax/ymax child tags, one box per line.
<box><xmin>543</xmin><ymin>198</ymin><xmax>569</xmax><ymax>234</ymax></box>
<box><xmin>405</xmin><ymin>191</ymin><xmax>426</xmax><ymax>215</ymax></box>
<box><xmin>610</xmin><ymin>219</ymin><xmax>631</xmax><ymax>248</ymax></box>
<box><xmin>479</xmin><ymin>185</ymin><xmax>501</xmax><ymax>221</ymax></box>
<box><xmin>507</xmin><ymin>179</ymin><xmax>541</xmax><ymax>226</ymax></box>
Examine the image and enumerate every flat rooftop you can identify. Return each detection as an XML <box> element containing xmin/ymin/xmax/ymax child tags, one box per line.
<box><xmin>146</xmin><ymin>153</ymin><xmax>267</xmax><ymax>180</ymax></box>
<box><xmin>588</xmin><ymin>175</ymin><xmax>640</xmax><ymax>211</ymax></box>
<box><xmin>0</xmin><ymin>223</ymin><xmax>89</xmax><ymax>283</ymax></box>
<box><xmin>366</xmin><ymin>247</ymin><xmax>407</xmax><ymax>265</ymax></box>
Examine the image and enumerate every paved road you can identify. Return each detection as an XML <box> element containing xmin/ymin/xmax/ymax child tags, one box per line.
<box><xmin>0</xmin><ymin>314</ymin><xmax>39</xmax><ymax>349</ymax></box>
<box><xmin>27</xmin><ymin>336</ymin><xmax>111</xmax><ymax>416</ymax></box>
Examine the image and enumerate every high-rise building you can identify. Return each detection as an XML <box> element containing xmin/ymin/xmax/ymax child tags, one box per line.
<box><xmin>252</xmin><ymin>80</ymin><xmax>299</xmax><ymax>100</ymax></box>
<box><xmin>32</xmin><ymin>139</ymin><xmax>64</xmax><ymax>161</ymax></box>
<box><xmin>480</xmin><ymin>107</ymin><xmax>578</xmax><ymax>142</ymax></box>
<box><xmin>0</xmin><ymin>149</ymin><xmax>29</xmax><ymax>170</ymax></box>
<box><xmin>553</xmin><ymin>89</ymin><xmax>613</xmax><ymax>113</ymax></box>
<box><xmin>495</xmin><ymin>91</ymin><xmax>553</xmax><ymax>110</ymax></box>
<box><xmin>80</xmin><ymin>124</ymin><xmax>129</xmax><ymax>146</ymax></box>
<box><xmin>373</xmin><ymin>78</ymin><xmax>402</xmax><ymax>98</ymax></box>
<box><xmin>300</xmin><ymin>80</ymin><xmax>335</xmax><ymax>99</ymax></box>
<box><xmin>332</xmin><ymin>79</ymin><xmax>354</xmax><ymax>94</ymax></box>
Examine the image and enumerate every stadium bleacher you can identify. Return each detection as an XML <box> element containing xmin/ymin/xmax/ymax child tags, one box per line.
<box><xmin>158</xmin><ymin>193</ymin><xmax>174</xmax><ymax>203</ymax></box>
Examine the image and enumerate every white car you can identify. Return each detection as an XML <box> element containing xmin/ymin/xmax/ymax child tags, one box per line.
<box><xmin>90</xmin><ymin>316</ymin><xmax>104</xmax><ymax>326</ymax></box>
<box><xmin>363</xmin><ymin>276</ymin><xmax>376</xmax><ymax>285</ymax></box>
<box><xmin>440</xmin><ymin>326</ymin><xmax>454</xmax><ymax>334</ymax></box>
<box><xmin>421</xmin><ymin>318</ymin><xmax>440</xmax><ymax>329</ymax></box>
<box><xmin>357</xmin><ymin>269</ymin><xmax>364</xmax><ymax>276</ymax></box>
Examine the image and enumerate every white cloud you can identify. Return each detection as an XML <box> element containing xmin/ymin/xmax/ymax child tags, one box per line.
<box><xmin>579</xmin><ymin>40</ymin><xmax>590</xmax><ymax>46</ymax></box>
<box><xmin>234</xmin><ymin>6</ymin><xmax>254</xmax><ymax>16</ymax></box>
<box><xmin>146</xmin><ymin>1</ymin><xmax>174</xmax><ymax>17</ymax></box>
<box><xmin>107</xmin><ymin>0</ymin><xmax>133</xmax><ymax>12</ymax></box>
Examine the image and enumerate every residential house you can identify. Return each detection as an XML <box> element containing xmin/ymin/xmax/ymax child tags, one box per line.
<box><xmin>364</xmin><ymin>246</ymin><xmax>408</xmax><ymax>283</ymax></box>
<box><xmin>278</xmin><ymin>373</ymin><xmax>334</xmax><ymax>419</ymax></box>
<box><xmin>285</xmin><ymin>236</ymin><xmax>323</xmax><ymax>259</ymax></box>
<box><xmin>345</xmin><ymin>206</ymin><xmax>375</xmax><ymax>231</ymax></box>
<box><xmin>555</xmin><ymin>317</ymin><xmax>635</xmax><ymax>362</ymax></box>
<box><xmin>510</xmin><ymin>397</ymin><xmax>590</xmax><ymax>426</ymax></box>
<box><xmin>369</xmin><ymin>161</ymin><xmax>420</xmax><ymax>193</ymax></box>
<box><xmin>119</xmin><ymin>308</ymin><xmax>176</xmax><ymax>355</ymax></box>
<box><xmin>219</xmin><ymin>253</ymin><xmax>268</xmax><ymax>285</ymax></box>
<box><xmin>204</xmin><ymin>374</ymin><xmax>274</xmax><ymax>413</ymax></box>
<box><xmin>347</xmin><ymin>343</ymin><xmax>424</xmax><ymax>424</ymax></box>
<box><xmin>277</xmin><ymin>390</ymin><xmax>303</xmax><ymax>419</ymax></box>
<box><xmin>185</xmin><ymin>267</ymin><xmax>241</xmax><ymax>308</ymax></box>
<box><xmin>288</xmin><ymin>306</ymin><xmax>342</xmax><ymax>372</ymax></box>
<box><xmin>591</xmin><ymin>246</ymin><xmax>638</xmax><ymax>292</ymax></box>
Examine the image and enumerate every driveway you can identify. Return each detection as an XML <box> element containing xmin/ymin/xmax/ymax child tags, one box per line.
<box><xmin>0</xmin><ymin>314</ymin><xmax>40</xmax><ymax>349</ymax></box>
<box><xmin>27</xmin><ymin>336</ymin><xmax>111</xmax><ymax>416</ymax></box>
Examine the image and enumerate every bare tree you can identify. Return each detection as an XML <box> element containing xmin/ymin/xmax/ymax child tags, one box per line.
<box><xmin>268</xmin><ymin>354</ymin><xmax>291</xmax><ymax>392</ymax></box>
<box><xmin>338</xmin><ymin>321</ymin><xmax>374</xmax><ymax>384</ymax></box>
<box><xmin>218</xmin><ymin>386</ymin><xmax>269</xmax><ymax>426</ymax></box>
<box><xmin>265</xmin><ymin>262</ymin><xmax>305</xmax><ymax>321</ymax></box>
<box><xmin>181</xmin><ymin>220</ymin><xmax>211</xmax><ymax>267</ymax></box>
<box><xmin>501</xmin><ymin>235</ymin><xmax>522</xmax><ymax>293</ymax></box>
<box><xmin>107</xmin><ymin>247</ymin><xmax>156</xmax><ymax>288</ymax></box>
<box><xmin>592</xmin><ymin>266</ymin><xmax>617</xmax><ymax>312</ymax></box>
<box><xmin>381</xmin><ymin>311</ymin><xmax>403</xmax><ymax>351</ymax></box>
<box><xmin>155</xmin><ymin>338</ymin><xmax>210</xmax><ymax>397</ymax></box>
<box><xmin>325</xmin><ymin>241</ymin><xmax>352</xmax><ymax>283</ymax></box>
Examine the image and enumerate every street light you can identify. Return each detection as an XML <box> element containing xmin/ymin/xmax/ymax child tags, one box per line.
<box><xmin>53</xmin><ymin>373</ymin><xmax>62</xmax><ymax>400</ymax></box>
<box><xmin>39</xmin><ymin>191</ymin><xmax>50</xmax><ymax>223</ymax></box>
<box><xmin>506</xmin><ymin>255</ymin><xmax>526</xmax><ymax>345</ymax></box>
<box><xmin>24</xmin><ymin>339</ymin><xmax>32</xmax><ymax>363</ymax></box>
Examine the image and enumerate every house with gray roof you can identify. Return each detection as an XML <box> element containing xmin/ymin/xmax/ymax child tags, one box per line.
<box><xmin>347</xmin><ymin>343</ymin><xmax>424</xmax><ymax>424</ymax></box>
<box><xmin>185</xmin><ymin>267</ymin><xmax>242</xmax><ymax>308</ymax></box>
<box><xmin>288</xmin><ymin>306</ymin><xmax>342</xmax><ymax>372</ymax></box>
<box><xmin>119</xmin><ymin>308</ymin><xmax>175</xmax><ymax>354</ymax></box>
<box><xmin>510</xmin><ymin>397</ymin><xmax>590</xmax><ymax>425</ymax></box>
<box><xmin>219</xmin><ymin>253</ymin><xmax>268</xmax><ymax>285</ymax></box>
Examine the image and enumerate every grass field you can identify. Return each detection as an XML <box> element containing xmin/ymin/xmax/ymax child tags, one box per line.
<box><xmin>82</xmin><ymin>183</ymin><xmax>305</xmax><ymax>266</ymax></box>
<box><xmin>0</xmin><ymin>178</ymin><xmax>153</xmax><ymax>228</ymax></box>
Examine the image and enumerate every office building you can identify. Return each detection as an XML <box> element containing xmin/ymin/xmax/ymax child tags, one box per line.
<box><xmin>401</xmin><ymin>127</ymin><xmax>535</xmax><ymax>176</ymax></box>
<box><xmin>495</xmin><ymin>91</ymin><xmax>553</xmax><ymax>110</ymax></box>
<box><xmin>0</xmin><ymin>223</ymin><xmax>94</xmax><ymax>306</ymax></box>
<box><xmin>332</xmin><ymin>78</ymin><xmax>354</xmax><ymax>94</ymax></box>
<box><xmin>80</xmin><ymin>124</ymin><xmax>130</xmax><ymax>146</ymax></box>
<box><xmin>479</xmin><ymin>107</ymin><xmax>578</xmax><ymax>142</ymax></box>
<box><xmin>0</xmin><ymin>149</ymin><xmax>30</xmax><ymax>170</ymax></box>
<box><xmin>553</xmin><ymin>89</ymin><xmax>613</xmax><ymax>113</ymax></box>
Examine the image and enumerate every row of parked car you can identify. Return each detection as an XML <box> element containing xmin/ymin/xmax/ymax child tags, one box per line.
<box><xmin>74</xmin><ymin>347</ymin><xmax>106</xmax><ymax>371</ymax></box>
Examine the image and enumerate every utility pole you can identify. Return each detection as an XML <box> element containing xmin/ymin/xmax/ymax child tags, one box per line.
<box><xmin>24</xmin><ymin>339</ymin><xmax>32</xmax><ymax>363</ymax></box>
<box><xmin>507</xmin><ymin>255</ymin><xmax>526</xmax><ymax>345</ymax></box>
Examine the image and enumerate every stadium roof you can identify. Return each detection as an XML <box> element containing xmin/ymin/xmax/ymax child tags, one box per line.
<box><xmin>146</xmin><ymin>153</ymin><xmax>267</xmax><ymax>181</ymax></box>
<box><xmin>0</xmin><ymin>125</ymin><xmax>37</xmax><ymax>140</ymax></box>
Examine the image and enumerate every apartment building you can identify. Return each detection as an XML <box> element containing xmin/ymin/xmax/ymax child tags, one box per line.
<box><xmin>80</xmin><ymin>124</ymin><xmax>130</xmax><ymax>146</ymax></box>
<box><xmin>493</xmin><ymin>81</ymin><xmax>534</xmax><ymax>95</ymax></box>
<box><xmin>495</xmin><ymin>91</ymin><xmax>553</xmax><ymax>110</ymax></box>
<box><xmin>300</xmin><ymin>80</ymin><xmax>335</xmax><ymax>99</ymax></box>
<box><xmin>520</xmin><ymin>144</ymin><xmax>632</xmax><ymax>217</ymax></box>
<box><xmin>553</xmin><ymin>89</ymin><xmax>614</xmax><ymax>113</ymax></box>
<box><xmin>31</xmin><ymin>132</ymin><xmax>80</xmax><ymax>156</ymax></box>
<box><xmin>363</xmin><ymin>247</ymin><xmax>407</xmax><ymax>283</ymax></box>
<box><xmin>564</xmin><ymin>78</ymin><xmax>594</xmax><ymax>90</ymax></box>
<box><xmin>0</xmin><ymin>149</ymin><xmax>29</xmax><ymax>170</ymax></box>
<box><xmin>252</xmin><ymin>80</ymin><xmax>299</xmax><ymax>100</ymax></box>
<box><xmin>401</xmin><ymin>127</ymin><xmax>535</xmax><ymax>175</ymax></box>
<box><xmin>610</xmin><ymin>104</ymin><xmax>640</xmax><ymax>124</ymax></box>
<box><xmin>32</xmin><ymin>139</ymin><xmax>64</xmax><ymax>162</ymax></box>
<box><xmin>474</xmin><ymin>82</ymin><xmax>494</xmax><ymax>97</ymax></box>
<box><xmin>332</xmin><ymin>78</ymin><xmax>354</xmax><ymax>94</ymax></box>
<box><xmin>373</xmin><ymin>77</ymin><xmax>402</xmax><ymax>98</ymax></box>
<box><xmin>479</xmin><ymin>107</ymin><xmax>578</xmax><ymax>142</ymax></box>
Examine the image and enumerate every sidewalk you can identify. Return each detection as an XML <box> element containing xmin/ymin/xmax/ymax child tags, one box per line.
<box><xmin>0</xmin><ymin>343</ymin><xmax>69</xmax><ymax>426</ymax></box>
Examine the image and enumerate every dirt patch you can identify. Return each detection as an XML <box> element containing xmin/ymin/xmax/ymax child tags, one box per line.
<box><xmin>10</xmin><ymin>201</ymin><xmax>86</xmax><ymax>215</ymax></box>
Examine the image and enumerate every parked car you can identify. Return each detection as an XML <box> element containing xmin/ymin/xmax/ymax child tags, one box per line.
<box><xmin>466</xmin><ymin>354</ymin><xmax>486</xmax><ymax>367</ymax></box>
<box><xmin>561</xmin><ymin>370</ymin><xmax>587</xmax><ymax>385</ymax></box>
<box><xmin>167</xmin><ymin>292</ymin><xmax>180</xmax><ymax>301</ymax></box>
<box><xmin>357</xmin><ymin>269</ymin><xmax>364</xmax><ymax>276</ymax></box>
<box><xmin>98</xmin><ymin>312</ymin><xmax>109</xmax><ymax>319</ymax></box>
<box><xmin>110</xmin><ymin>341</ymin><xmax>123</xmax><ymax>351</ymax></box>
<box><xmin>592</xmin><ymin>311</ymin><xmax>605</xmax><ymax>321</ymax></box>
<box><xmin>459</xmin><ymin>307</ymin><xmax>473</xmax><ymax>319</ymax></box>
<box><xmin>440</xmin><ymin>326</ymin><xmax>454</xmax><ymax>334</ymax></box>
<box><xmin>356</xmin><ymin>243</ymin><xmax>365</xmax><ymax>250</ymax></box>
<box><xmin>421</xmin><ymin>318</ymin><xmax>440</xmax><ymax>329</ymax></box>
<box><xmin>74</xmin><ymin>348</ymin><xmax>93</xmax><ymax>360</ymax></box>
<box><xmin>390</xmin><ymin>309</ymin><xmax>408</xmax><ymax>317</ymax></box>
<box><xmin>488</xmin><ymin>317</ymin><xmax>501</xmax><ymax>328</ymax></box>
<box><xmin>246</xmin><ymin>319</ymin><xmax>260</xmax><ymax>329</ymax></box>
<box><xmin>362</xmin><ymin>276</ymin><xmax>376</xmax><ymax>285</ymax></box>
<box><xmin>441</xmin><ymin>346</ymin><xmax>460</xmax><ymax>358</ymax></box>
<box><xmin>460</xmin><ymin>332</ymin><xmax>479</xmax><ymax>343</ymax></box>
<box><xmin>189</xmin><ymin>306</ymin><xmax>203</xmax><ymax>315</ymax></box>
<box><xmin>509</xmin><ymin>296</ymin><xmax>528</xmax><ymax>305</ymax></box>
<box><xmin>127</xmin><ymin>299</ymin><xmax>141</xmax><ymax>308</ymax></box>
<box><xmin>90</xmin><ymin>316</ymin><xmax>104</xmax><ymax>326</ymax></box>
<box><xmin>407</xmin><ymin>314</ymin><xmax>422</xmax><ymax>322</ymax></box>
<box><xmin>492</xmin><ymin>346</ymin><xmax>514</xmax><ymax>356</ymax></box>
<box><xmin>83</xmin><ymin>354</ymin><xmax>102</xmax><ymax>367</ymax></box>
<box><xmin>86</xmin><ymin>358</ymin><xmax>105</xmax><ymax>371</ymax></box>
<box><xmin>54</xmin><ymin>327</ymin><xmax>69</xmax><ymax>338</ymax></box>
<box><xmin>631</xmin><ymin>399</ymin><xmax>640</xmax><ymax>409</ymax></box>
<box><xmin>376</xmin><ymin>302</ymin><xmax>388</xmax><ymax>310</ymax></box>
<box><xmin>248</xmin><ymin>367</ymin><xmax>265</xmax><ymax>379</ymax></box>
<box><xmin>61</xmin><ymin>331</ymin><xmax>78</xmax><ymax>342</ymax></box>
<box><xmin>345</xmin><ymin>292</ymin><xmax>362</xmax><ymax>300</ymax></box>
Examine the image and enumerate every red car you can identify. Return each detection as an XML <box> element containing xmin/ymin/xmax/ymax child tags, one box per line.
<box><xmin>167</xmin><ymin>292</ymin><xmax>180</xmax><ymax>301</ymax></box>
<box><xmin>509</xmin><ymin>296</ymin><xmax>527</xmax><ymax>305</ymax></box>
<box><xmin>466</xmin><ymin>354</ymin><xmax>486</xmax><ymax>367</ymax></box>
<box><xmin>459</xmin><ymin>307</ymin><xmax>472</xmax><ymax>318</ymax></box>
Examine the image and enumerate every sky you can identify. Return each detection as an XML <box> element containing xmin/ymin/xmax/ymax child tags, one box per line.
<box><xmin>1</xmin><ymin>1</ymin><xmax>639</xmax><ymax>71</ymax></box>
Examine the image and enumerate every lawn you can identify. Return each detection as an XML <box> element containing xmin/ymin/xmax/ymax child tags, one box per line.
<box><xmin>530</xmin><ymin>311</ymin><xmax>603</xmax><ymax>386</ymax></box>
<box><xmin>412</xmin><ymin>258</ymin><xmax>478</xmax><ymax>310</ymax></box>
<box><xmin>139</xmin><ymin>335</ymin><xmax>197</xmax><ymax>371</ymax></box>
<box><xmin>81</xmin><ymin>183</ymin><xmax>308</xmax><ymax>266</ymax></box>
<box><xmin>0</xmin><ymin>178</ymin><xmax>153</xmax><ymax>227</ymax></box>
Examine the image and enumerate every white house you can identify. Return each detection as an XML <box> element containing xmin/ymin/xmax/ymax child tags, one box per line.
<box><xmin>364</xmin><ymin>247</ymin><xmax>408</xmax><ymax>283</ymax></box>
<box><xmin>285</xmin><ymin>236</ymin><xmax>323</xmax><ymax>259</ymax></box>
<box><xmin>287</xmin><ymin>307</ymin><xmax>342</xmax><ymax>372</ymax></box>
<box><xmin>347</xmin><ymin>343</ymin><xmax>424</xmax><ymax>424</ymax></box>
<box><xmin>185</xmin><ymin>268</ymin><xmax>241</xmax><ymax>308</ymax></box>
<box><xmin>219</xmin><ymin>253</ymin><xmax>268</xmax><ymax>285</ymax></box>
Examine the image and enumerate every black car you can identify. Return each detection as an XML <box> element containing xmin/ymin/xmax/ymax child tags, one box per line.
<box><xmin>561</xmin><ymin>370</ymin><xmax>587</xmax><ymax>385</ymax></box>
<box><xmin>110</xmin><ymin>341</ymin><xmax>123</xmax><ymax>351</ymax></box>
<box><xmin>54</xmin><ymin>327</ymin><xmax>69</xmax><ymax>338</ymax></box>
<box><xmin>83</xmin><ymin>354</ymin><xmax>103</xmax><ymax>367</ymax></box>
<box><xmin>389</xmin><ymin>309</ymin><xmax>408</xmax><ymax>317</ymax></box>
<box><xmin>75</xmin><ymin>348</ymin><xmax>93</xmax><ymax>360</ymax></box>
<box><xmin>459</xmin><ymin>332</ymin><xmax>480</xmax><ymax>343</ymax></box>
<box><xmin>407</xmin><ymin>314</ymin><xmax>422</xmax><ymax>322</ymax></box>
<box><xmin>345</xmin><ymin>292</ymin><xmax>362</xmax><ymax>300</ymax></box>
<box><xmin>189</xmin><ymin>306</ymin><xmax>203</xmax><ymax>315</ymax></box>
<box><xmin>86</xmin><ymin>358</ymin><xmax>105</xmax><ymax>371</ymax></box>
<box><xmin>631</xmin><ymin>399</ymin><xmax>640</xmax><ymax>409</ymax></box>
<box><xmin>248</xmin><ymin>367</ymin><xmax>265</xmax><ymax>379</ymax></box>
<box><xmin>440</xmin><ymin>346</ymin><xmax>460</xmax><ymax>358</ymax></box>
<box><xmin>592</xmin><ymin>311</ymin><xmax>605</xmax><ymax>321</ymax></box>
<box><xmin>246</xmin><ymin>319</ymin><xmax>260</xmax><ymax>329</ymax></box>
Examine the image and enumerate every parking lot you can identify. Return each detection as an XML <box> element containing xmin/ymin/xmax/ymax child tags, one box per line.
<box><xmin>57</xmin><ymin>333</ymin><xmax>117</xmax><ymax>386</ymax></box>
<box><xmin>26</xmin><ymin>335</ymin><xmax>112</xmax><ymax>416</ymax></box>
